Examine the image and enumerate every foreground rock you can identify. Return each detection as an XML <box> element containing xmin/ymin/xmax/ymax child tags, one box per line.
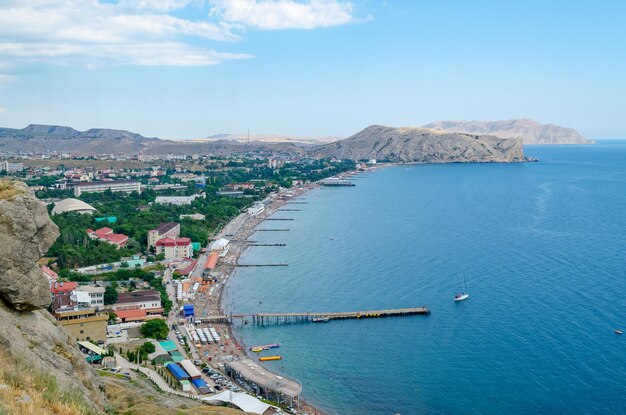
<box><xmin>310</xmin><ymin>125</ymin><xmax>526</xmax><ymax>163</ymax></box>
<box><xmin>0</xmin><ymin>180</ymin><xmax>106</xmax><ymax>413</ymax></box>
<box><xmin>424</xmin><ymin>119</ymin><xmax>594</xmax><ymax>145</ymax></box>
<box><xmin>0</xmin><ymin>181</ymin><xmax>59</xmax><ymax>310</ymax></box>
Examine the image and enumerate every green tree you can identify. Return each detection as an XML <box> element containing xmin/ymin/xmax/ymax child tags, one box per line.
<box><xmin>140</xmin><ymin>319</ymin><xmax>169</xmax><ymax>340</ymax></box>
<box><xmin>103</xmin><ymin>285</ymin><xmax>118</xmax><ymax>305</ymax></box>
<box><xmin>140</xmin><ymin>341</ymin><xmax>156</xmax><ymax>354</ymax></box>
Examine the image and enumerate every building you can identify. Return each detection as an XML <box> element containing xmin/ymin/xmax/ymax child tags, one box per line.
<box><xmin>73</xmin><ymin>180</ymin><xmax>141</xmax><ymax>197</ymax></box>
<box><xmin>0</xmin><ymin>161</ymin><xmax>24</xmax><ymax>172</ymax></box>
<box><xmin>113</xmin><ymin>308</ymin><xmax>162</xmax><ymax>323</ymax></box>
<box><xmin>74</xmin><ymin>285</ymin><xmax>106</xmax><ymax>311</ymax></box>
<box><xmin>41</xmin><ymin>265</ymin><xmax>58</xmax><ymax>284</ymax></box>
<box><xmin>148</xmin><ymin>222</ymin><xmax>180</xmax><ymax>248</ymax></box>
<box><xmin>113</xmin><ymin>290</ymin><xmax>162</xmax><ymax>313</ymax></box>
<box><xmin>50</xmin><ymin>281</ymin><xmax>79</xmax><ymax>312</ymax></box>
<box><xmin>51</xmin><ymin>198</ymin><xmax>97</xmax><ymax>215</ymax></box>
<box><xmin>180</xmin><ymin>213</ymin><xmax>205</xmax><ymax>221</ymax></box>
<box><xmin>86</xmin><ymin>227</ymin><xmax>128</xmax><ymax>248</ymax></box>
<box><xmin>53</xmin><ymin>308</ymin><xmax>108</xmax><ymax>343</ymax></box>
<box><xmin>209</xmin><ymin>238</ymin><xmax>230</xmax><ymax>257</ymax></box>
<box><xmin>216</xmin><ymin>190</ymin><xmax>244</xmax><ymax>198</ymax></box>
<box><xmin>155</xmin><ymin>237</ymin><xmax>193</xmax><ymax>260</ymax></box>
<box><xmin>154</xmin><ymin>194</ymin><xmax>203</xmax><ymax>206</ymax></box>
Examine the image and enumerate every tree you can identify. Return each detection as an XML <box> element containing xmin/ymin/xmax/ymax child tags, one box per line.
<box><xmin>103</xmin><ymin>285</ymin><xmax>118</xmax><ymax>305</ymax></box>
<box><xmin>140</xmin><ymin>319</ymin><xmax>169</xmax><ymax>340</ymax></box>
<box><xmin>108</xmin><ymin>312</ymin><xmax>117</xmax><ymax>322</ymax></box>
<box><xmin>140</xmin><ymin>341</ymin><xmax>156</xmax><ymax>354</ymax></box>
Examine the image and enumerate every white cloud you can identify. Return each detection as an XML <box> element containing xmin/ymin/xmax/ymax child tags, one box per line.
<box><xmin>209</xmin><ymin>0</ymin><xmax>357</xmax><ymax>29</ymax></box>
<box><xmin>0</xmin><ymin>0</ymin><xmax>245</xmax><ymax>67</ymax></box>
<box><xmin>0</xmin><ymin>74</ymin><xmax>15</xmax><ymax>83</ymax></box>
<box><xmin>0</xmin><ymin>0</ymin><xmax>363</xmax><ymax>68</ymax></box>
<box><xmin>0</xmin><ymin>106</ymin><xmax>6</xmax><ymax>114</ymax></box>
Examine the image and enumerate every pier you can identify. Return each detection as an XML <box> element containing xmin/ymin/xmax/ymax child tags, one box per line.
<box><xmin>248</xmin><ymin>243</ymin><xmax>286</xmax><ymax>246</ymax></box>
<box><xmin>235</xmin><ymin>263</ymin><xmax>289</xmax><ymax>267</ymax></box>
<box><xmin>203</xmin><ymin>307</ymin><xmax>430</xmax><ymax>324</ymax></box>
<box><xmin>277</xmin><ymin>208</ymin><xmax>302</xmax><ymax>211</ymax></box>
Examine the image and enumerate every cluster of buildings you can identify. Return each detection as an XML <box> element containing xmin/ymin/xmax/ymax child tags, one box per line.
<box><xmin>47</xmin><ymin>272</ymin><xmax>163</xmax><ymax>342</ymax></box>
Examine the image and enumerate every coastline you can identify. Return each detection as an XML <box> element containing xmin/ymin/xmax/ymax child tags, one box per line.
<box><xmin>225</xmin><ymin>182</ymin><xmax>324</xmax><ymax>414</ymax></box>
<box><xmin>210</xmin><ymin>167</ymin><xmax>376</xmax><ymax>415</ymax></box>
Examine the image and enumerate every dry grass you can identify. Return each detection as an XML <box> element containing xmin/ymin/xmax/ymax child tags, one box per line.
<box><xmin>102</xmin><ymin>374</ymin><xmax>244</xmax><ymax>415</ymax></box>
<box><xmin>0</xmin><ymin>180</ymin><xmax>23</xmax><ymax>200</ymax></box>
<box><xmin>0</xmin><ymin>351</ymin><xmax>98</xmax><ymax>415</ymax></box>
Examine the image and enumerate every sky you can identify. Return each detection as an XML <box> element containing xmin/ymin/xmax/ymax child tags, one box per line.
<box><xmin>0</xmin><ymin>0</ymin><xmax>625</xmax><ymax>139</ymax></box>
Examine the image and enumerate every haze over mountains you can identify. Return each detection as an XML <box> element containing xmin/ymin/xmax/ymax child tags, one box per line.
<box><xmin>424</xmin><ymin>119</ymin><xmax>594</xmax><ymax>145</ymax></box>
<box><xmin>0</xmin><ymin>124</ymin><xmax>159</xmax><ymax>154</ymax></box>
<box><xmin>1</xmin><ymin>119</ymin><xmax>587</xmax><ymax>162</ymax></box>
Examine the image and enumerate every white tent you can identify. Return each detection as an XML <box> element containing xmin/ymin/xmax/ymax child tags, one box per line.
<box><xmin>203</xmin><ymin>391</ymin><xmax>270</xmax><ymax>415</ymax></box>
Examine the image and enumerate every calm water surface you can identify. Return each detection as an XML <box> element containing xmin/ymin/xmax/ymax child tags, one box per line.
<box><xmin>224</xmin><ymin>142</ymin><xmax>626</xmax><ymax>415</ymax></box>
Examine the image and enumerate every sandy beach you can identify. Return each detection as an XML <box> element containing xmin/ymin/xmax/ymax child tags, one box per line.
<box><xmin>191</xmin><ymin>182</ymin><xmax>324</xmax><ymax>414</ymax></box>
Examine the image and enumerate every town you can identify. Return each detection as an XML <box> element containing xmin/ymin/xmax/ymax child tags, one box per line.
<box><xmin>0</xmin><ymin>150</ymin><xmax>363</xmax><ymax>415</ymax></box>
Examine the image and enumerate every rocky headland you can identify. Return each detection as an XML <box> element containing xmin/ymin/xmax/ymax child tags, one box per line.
<box><xmin>310</xmin><ymin>125</ymin><xmax>526</xmax><ymax>163</ymax></box>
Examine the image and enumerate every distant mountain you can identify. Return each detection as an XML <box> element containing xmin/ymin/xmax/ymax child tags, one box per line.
<box><xmin>310</xmin><ymin>125</ymin><xmax>526</xmax><ymax>163</ymax></box>
<box><xmin>0</xmin><ymin>124</ymin><xmax>159</xmax><ymax>154</ymax></box>
<box><xmin>204</xmin><ymin>133</ymin><xmax>339</xmax><ymax>145</ymax></box>
<box><xmin>423</xmin><ymin>119</ymin><xmax>594</xmax><ymax>145</ymax></box>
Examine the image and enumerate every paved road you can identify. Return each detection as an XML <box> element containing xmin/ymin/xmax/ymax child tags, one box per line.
<box><xmin>115</xmin><ymin>353</ymin><xmax>198</xmax><ymax>399</ymax></box>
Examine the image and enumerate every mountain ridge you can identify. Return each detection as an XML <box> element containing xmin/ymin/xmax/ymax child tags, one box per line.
<box><xmin>423</xmin><ymin>119</ymin><xmax>594</xmax><ymax>145</ymax></box>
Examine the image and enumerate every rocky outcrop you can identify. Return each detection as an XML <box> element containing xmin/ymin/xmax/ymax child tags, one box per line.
<box><xmin>310</xmin><ymin>125</ymin><xmax>526</xmax><ymax>163</ymax></box>
<box><xmin>424</xmin><ymin>119</ymin><xmax>594</xmax><ymax>145</ymax></box>
<box><xmin>0</xmin><ymin>181</ymin><xmax>59</xmax><ymax>310</ymax></box>
<box><xmin>0</xmin><ymin>180</ymin><xmax>106</xmax><ymax>412</ymax></box>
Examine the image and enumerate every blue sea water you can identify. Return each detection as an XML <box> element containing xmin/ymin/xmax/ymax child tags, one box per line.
<box><xmin>223</xmin><ymin>142</ymin><xmax>626</xmax><ymax>415</ymax></box>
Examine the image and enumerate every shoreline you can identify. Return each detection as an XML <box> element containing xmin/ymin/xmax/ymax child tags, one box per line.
<box><xmin>193</xmin><ymin>166</ymin><xmax>378</xmax><ymax>414</ymax></box>
<box><xmin>223</xmin><ymin>182</ymin><xmax>323</xmax><ymax>414</ymax></box>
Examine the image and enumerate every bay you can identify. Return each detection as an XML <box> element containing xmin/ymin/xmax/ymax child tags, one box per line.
<box><xmin>224</xmin><ymin>142</ymin><xmax>626</xmax><ymax>415</ymax></box>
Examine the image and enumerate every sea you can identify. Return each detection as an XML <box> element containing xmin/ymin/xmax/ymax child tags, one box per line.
<box><xmin>223</xmin><ymin>141</ymin><xmax>626</xmax><ymax>415</ymax></box>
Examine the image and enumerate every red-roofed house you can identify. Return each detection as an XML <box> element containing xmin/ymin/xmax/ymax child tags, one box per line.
<box><xmin>148</xmin><ymin>222</ymin><xmax>180</xmax><ymax>248</ymax></box>
<box><xmin>50</xmin><ymin>281</ymin><xmax>79</xmax><ymax>312</ymax></box>
<box><xmin>86</xmin><ymin>227</ymin><xmax>128</xmax><ymax>248</ymax></box>
<box><xmin>155</xmin><ymin>237</ymin><xmax>192</xmax><ymax>260</ymax></box>
<box><xmin>41</xmin><ymin>265</ymin><xmax>58</xmax><ymax>284</ymax></box>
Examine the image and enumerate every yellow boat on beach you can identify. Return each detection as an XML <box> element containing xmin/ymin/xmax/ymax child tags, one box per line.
<box><xmin>259</xmin><ymin>356</ymin><xmax>282</xmax><ymax>361</ymax></box>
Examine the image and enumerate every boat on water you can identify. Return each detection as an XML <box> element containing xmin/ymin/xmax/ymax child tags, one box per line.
<box><xmin>249</xmin><ymin>343</ymin><xmax>280</xmax><ymax>352</ymax></box>
<box><xmin>312</xmin><ymin>317</ymin><xmax>330</xmax><ymax>323</ymax></box>
<box><xmin>259</xmin><ymin>356</ymin><xmax>282</xmax><ymax>361</ymax></box>
<box><xmin>454</xmin><ymin>272</ymin><xmax>469</xmax><ymax>302</ymax></box>
<box><xmin>615</xmin><ymin>329</ymin><xmax>623</xmax><ymax>335</ymax></box>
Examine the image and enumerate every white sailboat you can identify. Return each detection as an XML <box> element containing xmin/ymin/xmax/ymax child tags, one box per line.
<box><xmin>454</xmin><ymin>272</ymin><xmax>469</xmax><ymax>302</ymax></box>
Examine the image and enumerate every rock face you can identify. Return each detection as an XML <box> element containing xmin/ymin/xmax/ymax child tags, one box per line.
<box><xmin>0</xmin><ymin>181</ymin><xmax>59</xmax><ymax>310</ymax></box>
<box><xmin>310</xmin><ymin>125</ymin><xmax>526</xmax><ymax>163</ymax></box>
<box><xmin>0</xmin><ymin>180</ymin><xmax>105</xmax><ymax>412</ymax></box>
<box><xmin>424</xmin><ymin>119</ymin><xmax>594</xmax><ymax>145</ymax></box>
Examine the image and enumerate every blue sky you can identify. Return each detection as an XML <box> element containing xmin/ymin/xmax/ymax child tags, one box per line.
<box><xmin>0</xmin><ymin>0</ymin><xmax>625</xmax><ymax>139</ymax></box>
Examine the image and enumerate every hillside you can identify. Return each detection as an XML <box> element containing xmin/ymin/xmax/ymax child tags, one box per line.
<box><xmin>424</xmin><ymin>119</ymin><xmax>594</xmax><ymax>145</ymax></box>
<box><xmin>0</xmin><ymin>124</ymin><xmax>159</xmax><ymax>154</ymax></box>
<box><xmin>310</xmin><ymin>125</ymin><xmax>526</xmax><ymax>163</ymax></box>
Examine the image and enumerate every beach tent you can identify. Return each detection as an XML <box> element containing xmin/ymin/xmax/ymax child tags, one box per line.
<box><xmin>203</xmin><ymin>391</ymin><xmax>270</xmax><ymax>415</ymax></box>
